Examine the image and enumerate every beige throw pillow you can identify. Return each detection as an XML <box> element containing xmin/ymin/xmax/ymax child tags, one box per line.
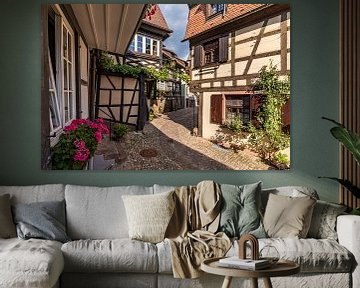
<box><xmin>263</xmin><ymin>193</ymin><xmax>316</xmax><ymax>238</ymax></box>
<box><xmin>0</xmin><ymin>194</ymin><xmax>17</xmax><ymax>238</ymax></box>
<box><xmin>122</xmin><ymin>191</ymin><xmax>175</xmax><ymax>243</ymax></box>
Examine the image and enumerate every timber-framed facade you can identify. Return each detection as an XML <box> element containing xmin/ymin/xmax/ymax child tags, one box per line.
<box><xmin>41</xmin><ymin>4</ymin><xmax>146</xmax><ymax>169</ymax></box>
<box><xmin>126</xmin><ymin>5</ymin><xmax>189</xmax><ymax>113</ymax></box>
<box><xmin>185</xmin><ymin>4</ymin><xmax>290</xmax><ymax>138</ymax></box>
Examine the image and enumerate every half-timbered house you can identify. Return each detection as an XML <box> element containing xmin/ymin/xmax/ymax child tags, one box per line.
<box><xmin>160</xmin><ymin>48</ymin><xmax>189</xmax><ymax>111</ymax></box>
<box><xmin>41</xmin><ymin>4</ymin><xmax>146</xmax><ymax>168</ymax></box>
<box><xmin>184</xmin><ymin>4</ymin><xmax>290</xmax><ymax>138</ymax></box>
<box><xmin>126</xmin><ymin>5</ymin><xmax>189</xmax><ymax>112</ymax></box>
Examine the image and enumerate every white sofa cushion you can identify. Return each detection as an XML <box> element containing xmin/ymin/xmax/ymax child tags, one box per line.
<box><xmin>65</xmin><ymin>185</ymin><xmax>153</xmax><ymax>239</ymax></box>
<box><xmin>157</xmin><ymin>238</ymin><xmax>353</xmax><ymax>274</ymax></box>
<box><xmin>61</xmin><ymin>239</ymin><xmax>158</xmax><ymax>273</ymax></box>
<box><xmin>232</xmin><ymin>238</ymin><xmax>353</xmax><ymax>273</ymax></box>
<box><xmin>0</xmin><ymin>184</ymin><xmax>65</xmax><ymax>204</ymax></box>
<box><xmin>0</xmin><ymin>238</ymin><xmax>63</xmax><ymax>288</ymax></box>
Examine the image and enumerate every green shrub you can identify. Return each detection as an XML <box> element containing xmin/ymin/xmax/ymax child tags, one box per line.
<box><xmin>272</xmin><ymin>152</ymin><xmax>289</xmax><ymax>165</ymax></box>
<box><xmin>112</xmin><ymin>123</ymin><xmax>129</xmax><ymax>141</ymax></box>
<box><xmin>226</xmin><ymin>116</ymin><xmax>243</xmax><ymax>133</ymax></box>
<box><xmin>148</xmin><ymin>110</ymin><xmax>156</xmax><ymax>122</ymax></box>
<box><xmin>248</xmin><ymin>61</ymin><xmax>290</xmax><ymax>162</ymax></box>
<box><xmin>248</xmin><ymin>123</ymin><xmax>290</xmax><ymax>161</ymax></box>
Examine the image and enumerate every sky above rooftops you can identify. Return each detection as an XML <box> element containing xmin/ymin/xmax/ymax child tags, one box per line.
<box><xmin>159</xmin><ymin>4</ymin><xmax>189</xmax><ymax>61</ymax></box>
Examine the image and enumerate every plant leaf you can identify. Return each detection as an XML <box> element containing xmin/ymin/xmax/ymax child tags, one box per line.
<box><xmin>330</xmin><ymin>127</ymin><xmax>360</xmax><ymax>165</ymax></box>
<box><xmin>322</xmin><ymin>117</ymin><xmax>360</xmax><ymax>165</ymax></box>
<box><xmin>319</xmin><ymin>177</ymin><xmax>360</xmax><ymax>199</ymax></box>
<box><xmin>321</xmin><ymin>117</ymin><xmax>344</xmax><ymax>127</ymax></box>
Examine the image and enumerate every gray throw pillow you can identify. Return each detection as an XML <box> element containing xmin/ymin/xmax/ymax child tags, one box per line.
<box><xmin>218</xmin><ymin>182</ymin><xmax>266</xmax><ymax>238</ymax></box>
<box><xmin>12</xmin><ymin>200</ymin><xmax>70</xmax><ymax>243</ymax></box>
<box><xmin>0</xmin><ymin>194</ymin><xmax>17</xmax><ymax>238</ymax></box>
<box><xmin>307</xmin><ymin>200</ymin><xmax>347</xmax><ymax>240</ymax></box>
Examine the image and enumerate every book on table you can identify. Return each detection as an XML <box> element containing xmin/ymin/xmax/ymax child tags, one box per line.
<box><xmin>218</xmin><ymin>257</ymin><xmax>271</xmax><ymax>270</ymax></box>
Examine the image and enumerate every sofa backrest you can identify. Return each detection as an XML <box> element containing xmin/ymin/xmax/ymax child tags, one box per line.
<box><xmin>153</xmin><ymin>184</ymin><xmax>176</xmax><ymax>194</ymax></box>
<box><xmin>65</xmin><ymin>184</ymin><xmax>153</xmax><ymax>240</ymax></box>
<box><xmin>0</xmin><ymin>184</ymin><xmax>65</xmax><ymax>204</ymax></box>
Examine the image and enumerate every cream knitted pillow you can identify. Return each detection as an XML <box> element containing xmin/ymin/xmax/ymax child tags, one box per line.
<box><xmin>122</xmin><ymin>191</ymin><xmax>175</xmax><ymax>243</ymax></box>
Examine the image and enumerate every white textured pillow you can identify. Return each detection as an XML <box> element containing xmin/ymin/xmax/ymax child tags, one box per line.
<box><xmin>122</xmin><ymin>191</ymin><xmax>175</xmax><ymax>243</ymax></box>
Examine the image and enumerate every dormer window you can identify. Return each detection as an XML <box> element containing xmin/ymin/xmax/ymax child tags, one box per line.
<box><xmin>129</xmin><ymin>34</ymin><xmax>160</xmax><ymax>56</ymax></box>
<box><xmin>211</xmin><ymin>4</ymin><xmax>225</xmax><ymax>15</ymax></box>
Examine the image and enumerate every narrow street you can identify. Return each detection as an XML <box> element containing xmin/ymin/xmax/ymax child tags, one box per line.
<box><xmin>96</xmin><ymin>108</ymin><xmax>271</xmax><ymax>170</ymax></box>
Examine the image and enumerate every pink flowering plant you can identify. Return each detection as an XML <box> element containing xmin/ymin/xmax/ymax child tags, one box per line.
<box><xmin>52</xmin><ymin>119</ymin><xmax>109</xmax><ymax>170</ymax></box>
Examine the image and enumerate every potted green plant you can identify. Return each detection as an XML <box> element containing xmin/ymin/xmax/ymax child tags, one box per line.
<box><xmin>321</xmin><ymin>117</ymin><xmax>360</xmax><ymax>214</ymax></box>
<box><xmin>112</xmin><ymin>123</ymin><xmax>129</xmax><ymax>141</ymax></box>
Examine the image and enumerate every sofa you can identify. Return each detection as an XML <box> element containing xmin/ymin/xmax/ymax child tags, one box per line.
<box><xmin>0</xmin><ymin>183</ymin><xmax>359</xmax><ymax>288</ymax></box>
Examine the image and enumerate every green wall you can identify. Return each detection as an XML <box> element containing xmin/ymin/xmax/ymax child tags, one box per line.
<box><xmin>0</xmin><ymin>0</ymin><xmax>340</xmax><ymax>203</ymax></box>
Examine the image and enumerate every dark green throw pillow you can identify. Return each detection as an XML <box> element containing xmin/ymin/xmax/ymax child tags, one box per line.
<box><xmin>12</xmin><ymin>200</ymin><xmax>70</xmax><ymax>243</ymax></box>
<box><xmin>218</xmin><ymin>182</ymin><xmax>266</xmax><ymax>238</ymax></box>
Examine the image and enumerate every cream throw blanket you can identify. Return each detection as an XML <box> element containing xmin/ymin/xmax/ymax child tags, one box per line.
<box><xmin>165</xmin><ymin>181</ymin><xmax>231</xmax><ymax>278</ymax></box>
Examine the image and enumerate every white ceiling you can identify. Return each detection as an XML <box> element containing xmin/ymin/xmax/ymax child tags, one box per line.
<box><xmin>71</xmin><ymin>4</ymin><xmax>146</xmax><ymax>55</ymax></box>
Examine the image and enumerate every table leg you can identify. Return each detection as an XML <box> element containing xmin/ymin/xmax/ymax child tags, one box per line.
<box><xmin>251</xmin><ymin>278</ymin><xmax>258</xmax><ymax>288</ymax></box>
<box><xmin>263</xmin><ymin>277</ymin><xmax>273</xmax><ymax>288</ymax></box>
<box><xmin>221</xmin><ymin>276</ymin><xmax>233</xmax><ymax>288</ymax></box>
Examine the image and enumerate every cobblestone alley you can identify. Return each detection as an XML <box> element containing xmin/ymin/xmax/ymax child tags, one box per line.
<box><xmin>96</xmin><ymin>108</ymin><xmax>271</xmax><ymax>170</ymax></box>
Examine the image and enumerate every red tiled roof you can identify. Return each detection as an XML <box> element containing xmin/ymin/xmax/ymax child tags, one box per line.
<box><xmin>162</xmin><ymin>48</ymin><xmax>187</xmax><ymax>68</ymax></box>
<box><xmin>184</xmin><ymin>4</ymin><xmax>269</xmax><ymax>40</ymax></box>
<box><xmin>142</xmin><ymin>4</ymin><xmax>172</xmax><ymax>33</ymax></box>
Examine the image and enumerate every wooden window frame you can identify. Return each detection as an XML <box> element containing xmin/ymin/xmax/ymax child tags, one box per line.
<box><xmin>204</xmin><ymin>39</ymin><xmax>219</xmax><ymax>65</ymax></box>
<box><xmin>132</xmin><ymin>33</ymin><xmax>160</xmax><ymax>56</ymax></box>
<box><xmin>48</xmin><ymin>52</ymin><xmax>62</xmax><ymax>135</ymax></box>
<box><xmin>193</xmin><ymin>35</ymin><xmax>228</xmax><ymax>68</ymax></box>
<box><xmin>225</xmin><ymin>95</ymin><xmax>251</xmax><ymax>125</ymax></box>
<box><xmin>61</xmin><ymin>19</ymin><xmax>76</xmax><ymax>125</ymax></box>
<box><xmin>47</xmin><ymin>4</ymin><xmax>77</xmax><ymax>143</ymax></box>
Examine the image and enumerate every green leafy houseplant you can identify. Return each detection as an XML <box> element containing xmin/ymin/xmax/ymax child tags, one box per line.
<box><xmin>52</xmin><ymin>119</ymin><xmax>109</xmax><ymax>170</ymax></box>
<box><xmin>320</xmin><ymin>117</ymin><xmax>360</xmax><ymax>213</ymax></box>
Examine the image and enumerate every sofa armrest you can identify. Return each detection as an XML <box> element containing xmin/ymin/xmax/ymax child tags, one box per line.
<box><xmin>337</xmin><ymin>215</ymin><xmax>360</xmax><ymax>288</ymax></box>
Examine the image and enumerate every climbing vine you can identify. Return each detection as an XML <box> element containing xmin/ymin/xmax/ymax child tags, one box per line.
<box><xmin>99</xmin><ymin>52</ymin><xmax>189</xmax><ymax>83</ymax></box>
<box><xmin>99</xmin><ymin>52</ymin><xmax>145</xmax><ymax>78</ymax></box>
<box><xmin>248</xmin><ymin>61</ymin><xmax>290</xmax><ymax>164</ymax></box>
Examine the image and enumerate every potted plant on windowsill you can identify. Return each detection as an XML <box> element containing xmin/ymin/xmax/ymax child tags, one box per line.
<box><xmin>52</xmin><ymin>118</ymin><xmax>109</xmax><ymax>170</ymax></box>
<box><xmin>320</xmin><ymin>117</ymin><xmax>360</xmax><ymax>215</ymax></box>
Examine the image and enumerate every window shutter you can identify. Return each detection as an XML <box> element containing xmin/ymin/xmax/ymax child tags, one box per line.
<box><xmin>194</xmin><ymin>45</ymin><xmax>204</xmax><ymax>68</ymax></box>
<box><xmin>210</xmin><ymin>94</ymin><xmax>223</xmax><ymax>124</ymax></box>
<box><xmin>218</xmin><ymin>36</ymin><xmax>229</xmax><ymax>63</ymax></box>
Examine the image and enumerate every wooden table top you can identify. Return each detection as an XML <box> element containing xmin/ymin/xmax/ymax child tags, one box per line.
<box><xmin>201</xmin><ymin>257</ymin><xmax>300</xmax><ymax>278</ymax></box>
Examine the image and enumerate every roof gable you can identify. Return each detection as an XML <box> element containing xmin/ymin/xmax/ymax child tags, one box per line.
<box><xmin>184</xmin><ymin>4</ymin><xmax>269</xmax><ymax>40</ymax></box>
<box><xmin>142</xmin><ymin>4</ymin><xmax>172</xmax><ymax>33</ymax></box>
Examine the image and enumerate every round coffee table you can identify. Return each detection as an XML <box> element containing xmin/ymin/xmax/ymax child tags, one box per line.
<box><xmin>201</xmin><ymin>257</ymin><xmax>300</xmax><ymax>288</ymax></box>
